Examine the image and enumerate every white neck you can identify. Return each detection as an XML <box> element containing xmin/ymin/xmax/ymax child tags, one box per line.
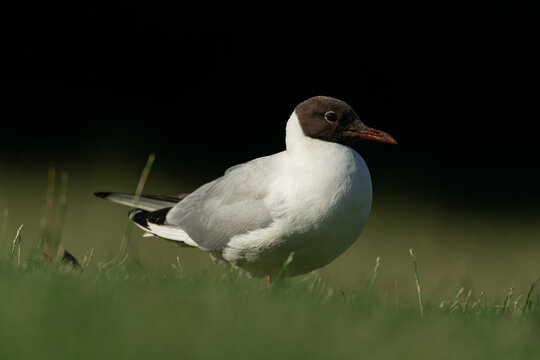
<box><xmin>285</xmin><ymin>112</ymin><xmax>325</xmax><ymax>153</ymax></box>
<box><xmin>282</xmin><ymin>110</ymin><xmax>372</xmax><ymax>219</ymax></box>
<box><xmin>285</xmin><ymin>112</ymin><xmax>305</xmax><ymax>151</ymax></box>
<box><xmin>285</xmin><ymin>111</ymin><xmax>350</xmax><ymax>157</ymax></box>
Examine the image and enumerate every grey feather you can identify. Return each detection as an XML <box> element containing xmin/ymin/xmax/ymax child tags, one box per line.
<box><xmin>165</xmin><ymin>155</ymin><xmax>282</xmax><ymax>251</ymax></box>
<box><xmin>94</xmin><ymin>192</ymin><xmax>189</xmax><ymax>211</ymax></box>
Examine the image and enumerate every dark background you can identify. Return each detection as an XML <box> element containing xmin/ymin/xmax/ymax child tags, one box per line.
<box><xmin>1</xmin><ymin>4</ymin><xmax>538</xmax><ymax>210</ymax></box>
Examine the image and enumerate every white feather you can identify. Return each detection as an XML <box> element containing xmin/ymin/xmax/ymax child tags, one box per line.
<box><xmin>133</xmin><ymin>221</ymin><xmax>200</xmax><ymax>248</ymax></box>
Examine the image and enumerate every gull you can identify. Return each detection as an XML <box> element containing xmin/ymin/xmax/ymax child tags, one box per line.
<box><xmin>95</xmin><ymin>96</ymin><xmax>396</xmax><ymax>283</ymax></box>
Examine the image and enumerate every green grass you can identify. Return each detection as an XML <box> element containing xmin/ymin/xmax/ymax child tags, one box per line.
<box><xmin>1</xmin><ymin>158</ymin><xmax>540</xmax><ymax>359</ymax></box>
<box><xmin>0</xmin><ymin>254</ymin><xmax>539</xmax><ymax>360</ymax></box>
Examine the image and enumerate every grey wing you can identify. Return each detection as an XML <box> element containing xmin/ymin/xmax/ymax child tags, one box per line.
<box><xmin>165</xmin><ymin>154</ymin><xmax>282</xmax><ymax>251</ymax></box>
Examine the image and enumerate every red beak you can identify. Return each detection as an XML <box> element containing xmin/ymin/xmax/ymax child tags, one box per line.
<box><xmin>351</xmin><ymin>126</ymin><xmax>398</xmax><ymax>144</ymax></box>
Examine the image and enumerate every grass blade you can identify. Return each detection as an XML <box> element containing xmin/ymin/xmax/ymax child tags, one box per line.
<box><xmin>450</xmin><ymin>287</ymin><xmax>465</xmax><ymax>312</ymax></box>
<box><xmin>79</xmin><ymin>247</ymin><xmax>95</xmax><ymax>270</ymax></box>
<box><xmin>522</xmin><ymin>278</ymin><xmax>540</xmax><ymax>316</ymax></box>
<box><xmin>409</xmin><ymin>248</ymin><xmax>424</xmax><ymax>318</ymax></box>
<box><xmin>116</xmin><ymin>154</ymin><xmax>156</xmax><ymax>265</ymax></box>
<box><xmin>54</xmin><ymin>172</ymin><xmax>69</xmax><ymax>252</ymax></box>
<box><xmin>11</xmin><ymin>224</ymin><xmax>24</xmax><ymax>269</ymax></box>
<box><xmin>501</xmin><ymin>286</ymin><xmax>514</xmax><ymax>314</ymax></box>
<box><xmin>276</xmin><ymin>251</ymin><xmax>295</xmax><ymax>280</ymax></box>
<box><xmin>44</xmin><ymin>167</ymin><xmax>56</xmax><ymax>262</ymax></box>
<box><xmin>463</xmin><ymin>289</ymin><xmax>472</xmax><ymax>312</ymax></box>
<box><xmin>368</xmin><ymin>256</ymin><xmax>381</xmax><ymax>295</ymax></box>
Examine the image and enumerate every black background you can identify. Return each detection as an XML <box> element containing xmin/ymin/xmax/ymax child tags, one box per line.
<box><xmin>1</xmin><ymin>4</ymin><xmax>538</xmax><ymax>209</ymax></box>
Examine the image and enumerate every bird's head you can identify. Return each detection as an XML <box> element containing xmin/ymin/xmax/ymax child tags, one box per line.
<box><xmin>294</xmin><ymin>96</ymin><xmax>397</xmax><ymax>146</ymax></box>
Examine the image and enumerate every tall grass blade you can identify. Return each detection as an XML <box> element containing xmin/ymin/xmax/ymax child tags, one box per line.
<box><xmin>44</xmin><ymin>167</ymin><xmax>56</xmax><ymax>262</ymax></box>
<box><xmin>409</xmin><ymin>248</ymin><xmax>424</xmax><ymax>318</ymax></box>
<box><xmin>463</xmin><ymin>289</ymin><xmax>472</xmax><ymax>312</ymax></box>
<box><xmin>54</xmin><ymin>172</ymin><xmax>69</xmax><ymax>252</ymax></box>
<box><xmin>82</xmin><ymin>247</ymin><xmax>94</xmax><ymax>269</ymax></box>
<box><xmin>116</xmin><ymin>154</ymin><xmax>156</xmax><ymax>265</ymax></box>
<box><xmin>450</xmin><ymin>287</ymin><xmax>465</xmax><ymax>312</ymax></box>
<box><xmin>501</xmin><ymin>286</ymin><xmax>514</xmax><ymax>314</ymax></box>
<box><xmin>522</xmin><ymin>278</ymin><xmax>540</xmax><ymax>316</ymax></box>
<box><xmin>276</xmin><ymin>251</ymin><xmax>295</xmax><ymax>280</ymax></box>
<box><xmin>171</xmin><ymin>256</ymin><xmax>182</xmax><ymax>278</ymax></box>
<box><xmin>11</xmin><ymin>224</ymin><xmax>24</xmax><ymax>269</ymax></box>
<box><xmin>368</xmin><ymin>256</ymin><xmax>381</xmax><ymax>295</ymax></box>
<box><xmin>478</xmin><ymin>291</ymin><xmax>487</xmax><ymax>314</ymax></box>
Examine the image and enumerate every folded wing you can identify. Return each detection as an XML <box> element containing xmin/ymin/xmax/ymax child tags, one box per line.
<box><xmin>163</xmin><ymin>154</ymin><xmax>283</xmax><ymax>251</ymax></box>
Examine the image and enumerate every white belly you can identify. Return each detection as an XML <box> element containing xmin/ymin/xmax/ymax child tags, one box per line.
<box><xmin>282</xmin><ymin>192</ymin><xmax>372</xmax><ymax>275</ymax></box>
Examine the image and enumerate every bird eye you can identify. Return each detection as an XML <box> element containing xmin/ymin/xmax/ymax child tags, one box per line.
<box><xmin>324</xmin><ymin>111</ymin><xmax>337</xmax><ymax>123</ymax></box>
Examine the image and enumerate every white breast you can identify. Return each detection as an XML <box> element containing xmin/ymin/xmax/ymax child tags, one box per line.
<box><xmin>223</xmin><ymin>113</ymin><xmax>373</xmax><ymax>276</ymax></box>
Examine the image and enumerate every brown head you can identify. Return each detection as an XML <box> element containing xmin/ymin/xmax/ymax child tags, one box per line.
<box><xmin>295</xmin><ymin>96</ymin><xmax>397</xmax><ymax>146</ymax></box>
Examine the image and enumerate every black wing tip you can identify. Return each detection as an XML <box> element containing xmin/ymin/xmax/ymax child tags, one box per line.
<box><xmin>130</xmin><ymin>209</ymin><xmax>152</xmax><ymax>230</ymax></box>
<box><xmin>130</xmin><ymin>208</ymin><xmax>145</xmax><ymax>221</ymax></box>
<box><xmin>130</xmin><ymin>207</ymin><xmax>171</xmax><ymax>228</ymax></box>
<box><xmin>94</xmin><ymin>192</ymin><xmax>112</xmax><ymax>199</ymax></box>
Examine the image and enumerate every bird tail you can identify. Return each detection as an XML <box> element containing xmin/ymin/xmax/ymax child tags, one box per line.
<box><xmin>95</xmin><ymin>192</ymin><xmax>198</xmax><ymax>247</ymax></box>
<box><xmin>128</xmin><ymin>207</ymin><xmax>198</xmax><ymax>247</ymax></box>
<box><xmin>94</xmin><ymin>192</ymin><xmax>188</xmax><ymax>211</ymax></box>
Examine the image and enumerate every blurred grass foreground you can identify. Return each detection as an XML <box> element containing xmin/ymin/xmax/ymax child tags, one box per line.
<box><xmin>0</xmin><ymin>155</ymin><xmax>540</xmax><ymax>359</ymax></box>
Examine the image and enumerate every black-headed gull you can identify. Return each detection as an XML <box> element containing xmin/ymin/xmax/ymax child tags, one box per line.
<box><xmin>96</xmin><ymin>96</ymin><xmax>396</xmax><ymax>281</ymax></box>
